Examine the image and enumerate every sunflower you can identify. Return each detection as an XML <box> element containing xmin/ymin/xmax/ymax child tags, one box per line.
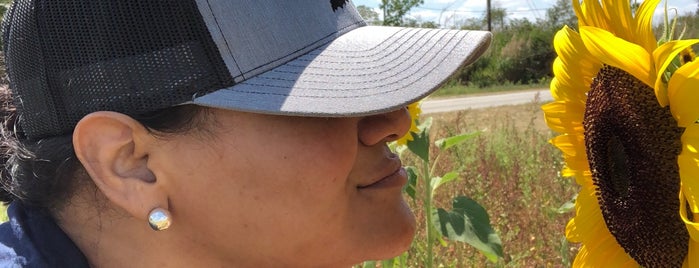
<box><xmin>396</xmin><ymin>101</ymin><xmax>422</xmax><ymax>146</ymax></box>
<box><xmin>542</xmin><ymin>0</ymin><xmax>699</xmax><ymax>266</ymax></box>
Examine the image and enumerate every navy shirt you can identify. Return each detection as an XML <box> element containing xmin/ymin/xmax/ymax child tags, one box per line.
<box><xmin>0</xmin><ymin>202</ymin><xmax>89</xmax><ymax>267</ymax></box>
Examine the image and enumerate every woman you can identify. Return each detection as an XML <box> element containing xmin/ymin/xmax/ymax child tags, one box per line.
<box><xmin>0</xmin><ymin>0</ymin><xmax>490</xmax><ymax>267</ymax></box>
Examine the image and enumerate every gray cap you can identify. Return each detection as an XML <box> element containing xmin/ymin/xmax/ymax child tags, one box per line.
<box><xmin>3</xmin><ymin>0</ymin><xmax>491</xmax><ymax>139</ymax></box>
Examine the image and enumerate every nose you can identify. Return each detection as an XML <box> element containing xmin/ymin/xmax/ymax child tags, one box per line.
<box><xmin>357</xmin><ymin>107</ymin><xmax>412</xmax><ymax>146</ymax></box>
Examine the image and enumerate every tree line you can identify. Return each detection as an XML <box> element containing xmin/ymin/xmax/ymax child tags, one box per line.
<box><xmin>359</xmin><ymin>0</ymin><xmax>699</xmax><ymax>89</ymax></box>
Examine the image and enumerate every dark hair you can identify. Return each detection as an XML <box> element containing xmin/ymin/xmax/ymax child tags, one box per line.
<box><xmin>0</xmin><ymin>86</ymin><xmax>210</xmax><ymax>209</ymax></box>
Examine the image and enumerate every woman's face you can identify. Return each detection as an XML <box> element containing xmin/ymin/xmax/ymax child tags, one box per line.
<box><xmin>149</xmin><ymin>108</ymin><xmax>416</xmax><ymax>267</ymax></box>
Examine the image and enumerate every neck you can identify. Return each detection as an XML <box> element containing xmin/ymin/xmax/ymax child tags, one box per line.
<box><xmin>54</xmin><ymin>197</ymin><xmax>233</xmax><ymax>267</ymax></box>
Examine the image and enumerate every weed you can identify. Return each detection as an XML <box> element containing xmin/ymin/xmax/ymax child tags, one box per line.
<box><xmin>362</xmin><ymin>100</ymin><xmax>579</xmax><ymax>267</ymax></box>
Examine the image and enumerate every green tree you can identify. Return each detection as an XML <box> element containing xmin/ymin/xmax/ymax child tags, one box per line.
<box><xmin>458</xmin><ymin>17</ymin><xmax>487</xmax><ymax>31</ymax></box>
<box><xmin>498</xmin><ymin>19</ymin><xmax>556</xmax><ymax>84</ymax></box>
<box><xmin>546</xmin><ymin>0</ymin><xmax>577</xmax><ymax>29</ymax></box>
<box><xmin>419</xmin><ymin>21</ymin><xmax>439</xmax><ymax>29</ymax></box>
<box><xmin>402</xmin><ymin>18</ymin><xmax>439</xmax><ymax>28</ymax></box>
<box><xmin>380</xmin><ymin>0</ymin><xmax>424</xmax><ymax>26</ymax></box>
<box><xmin>481</xmin><ymin>6</ymin><xmax>507</xmax><ymax>32</ymax></box>
<box><xmin>356</xmin><ymin>5</ymin><xmax>380</xmax><ymax>25</ymax></box>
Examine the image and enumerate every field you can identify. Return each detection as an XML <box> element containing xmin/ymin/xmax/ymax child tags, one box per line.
<box><xmin>432</xmin><ymin>80</ymin><xmax>551</xmax><ymax>98</ymax></box>
<box><xmin>393</xmin><ymin>97</ymin><xmax>580</xmax><ymax>267</ymax></box>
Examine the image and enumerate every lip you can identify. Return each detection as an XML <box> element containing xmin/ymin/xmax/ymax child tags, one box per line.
<box><xmin>357</xmin><ymin>165</ymin><xmax>408</xmax><ymax>190</ymax></box>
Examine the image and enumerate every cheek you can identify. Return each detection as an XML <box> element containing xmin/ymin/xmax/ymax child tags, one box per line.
<box><xmin>171</xmin><ymin>120</ymin><xmax>359</xmax><ymax>217</ymax></box>
<box><xmin>289</xmin><ymin>128</ymin><xmax>358</xmax><ymax>186</ymax></box>
<box><xmin>234</xmin><ymin>122</ymin><xmax>360</xmax><ymax>225</ymax></box>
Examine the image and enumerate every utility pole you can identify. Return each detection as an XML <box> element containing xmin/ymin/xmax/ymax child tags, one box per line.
<box><xmin>382</xmin><ymin>0</ymin><xmax>388</xmax><ymax>25</ymax></box>
<box><xmin>487</xmin><ymin>0</ymin><xmax>492</xmax><ymax>31</ymax></box>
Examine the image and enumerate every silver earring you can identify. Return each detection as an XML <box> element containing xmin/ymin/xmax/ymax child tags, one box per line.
<box><xmin>148</xmin><ymin>208</ymin><xmax>172</xmax><ymax>231</ymax></box>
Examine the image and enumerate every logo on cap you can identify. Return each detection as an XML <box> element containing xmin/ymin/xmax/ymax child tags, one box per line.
<box><xmin>330</xmin><ymin>0</ymin><xmax>349</xmax><ymax>11</ymax></box>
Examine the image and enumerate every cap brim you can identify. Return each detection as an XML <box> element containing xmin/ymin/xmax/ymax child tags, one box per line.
<box><xmin>193</xmin><ymin>26</ymin><xmax>491</xmax><ymax>117</ymax></box>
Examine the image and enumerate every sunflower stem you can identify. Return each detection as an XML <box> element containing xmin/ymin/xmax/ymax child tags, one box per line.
<box><xmin>422</xmin><ymin>159</ymin><xmax>434</xmax><ymax>268</ymax></box>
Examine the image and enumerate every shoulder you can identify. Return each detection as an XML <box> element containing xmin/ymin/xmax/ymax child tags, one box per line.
<box><xmin>0</xmin><ymin>203</ymin><xmax>90</xmax><ymax>268</ymax></box>
<box><xmin>0</xmin><ymin>219</ymin><xmax>28</xmax><ymax>267</ymax></box>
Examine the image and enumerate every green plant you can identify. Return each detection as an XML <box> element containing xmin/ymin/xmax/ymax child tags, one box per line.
<box><xmin>364</xmin><ymin>116</ymin><xmax>504</xmax><ymax>268</ymax></box>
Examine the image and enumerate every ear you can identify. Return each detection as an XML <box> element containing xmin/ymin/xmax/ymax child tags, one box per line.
<box><xmin>73</xmin><ymin>111</ymin><xmax>168</xmax><ymax>221</ymax></box>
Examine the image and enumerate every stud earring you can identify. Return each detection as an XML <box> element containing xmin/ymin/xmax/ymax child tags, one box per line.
<box><xmin>148</xmin><ymin>208</ymin><xmax>172</xmax><ymax>231</ymax></box>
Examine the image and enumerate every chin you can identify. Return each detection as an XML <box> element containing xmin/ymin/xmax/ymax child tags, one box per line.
<box><xmin>364</xmin><ymin>201</ymin><xmax>417</xmax><ymax>261</ymax></box>
<box><xmin>387</xmin><ymin>203</ymin><xmax>417</xmax><ymax>255</ymax></box>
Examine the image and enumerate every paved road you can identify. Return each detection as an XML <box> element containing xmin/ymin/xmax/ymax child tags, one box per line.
<box><xmin>422</xmin><ymin>89</ymin><xmax>553</xmax><ymax>114</ymax></box>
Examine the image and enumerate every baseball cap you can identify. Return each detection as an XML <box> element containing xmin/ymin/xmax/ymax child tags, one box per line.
<box><xmin>2</xmin><ymin>0</ymin><xmax>491</xmax><ymax>140</ymax></box>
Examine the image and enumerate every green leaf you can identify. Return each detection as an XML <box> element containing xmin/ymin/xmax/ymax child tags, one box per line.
<box><xmin>381</xmin><ymin>257</ymin><xmax>398</xmax><ymax>268</ymax></box>
<box><xmin>435</xmin><ymin>131</ymin><xmax>480</xmax><ymax>151</ymax></box>
<box><xmin>361</xmin><ymin>260</ymin><xmax>376</xmax><ymax>268</ymax></box>
<box><xmin>430</xmin><ymin>171</ymin><xmax>459</xmax><ymax>194</ymax></box>
<box><xmin>403</xmin><ymin>166</ymin><xmax>418</xmax><ymax>201</ymax></box>
<box><xmin>406</xmin><ymin>117</ymin><xmax>432</xmax><ymax>162</ymax></box>
<box><xmin>557</xmin><ymin>193</ymin><xmax>577</xmax><ymax>214</ymax></box>
<box><xmin>432</xmin><ymin>196</ymin><xmax>504</xmax><ymax>263</ymax></box>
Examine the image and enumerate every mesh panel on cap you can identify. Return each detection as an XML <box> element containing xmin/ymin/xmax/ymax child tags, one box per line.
<box><xmin>3</xmin><ymin>0</ymin><xmax>233</xmax><ymax>140</ymax></box>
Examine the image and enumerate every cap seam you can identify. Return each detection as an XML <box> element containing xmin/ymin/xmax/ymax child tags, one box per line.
<box><xmin>270</xmin><ymin>29</ymin><xmax>443</xmax><ymax>73</ymax></box>
<box><xmin>203</xmin><ymin>0</ymin><xmax>243</xmax><ymax>78</ymax></box>
<box><xmin>238</xmin><ymin>19</ymin><xmax>365</xmax><ymax>80</ymax></box>
<box><xmin>302</xmin><ymin>27</ymin><xmax>411</xmax><ymax>56</ymax></box>
<box><xmin>243</xmin><ymin>29</ymin><xmax>460</xmax><ymax>87</ymax></box>
<box><xmin>230</xmin><ymin>31</ymin><xmax>471</xmax><ymax>97</ymax></box>
<box><xmin>286</xmin><ymin>28</ymin><xmax>431</xmax><ymax>63</ymax></box>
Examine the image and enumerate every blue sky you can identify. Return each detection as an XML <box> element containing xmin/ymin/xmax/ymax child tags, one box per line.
<box><xmin>353</xmin><ymin>0</ymin><xmax>697</xmax><ymax>27</ymax></box>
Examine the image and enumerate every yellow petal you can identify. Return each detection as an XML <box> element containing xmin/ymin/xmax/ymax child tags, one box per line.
<box><xmin>680</xmin><ymin>124</ymin><xmax>699</xmax><ymax>213</ymax></box>
<box><xmin>580</xmin><ymin>26</ymin><xmax>652</xmax><ymax>87</ymax></box>
<box><xmin>634</xmin><ymin>0</ymin><xmax>661</xmax><ymax>52</ymax></box>
<box><xmin>572</xmin><ymin>0</ymin><xmax>587</xmax><ymax>27</ymax></box>
<box><xmin>562</xmin><ymin>168</ymin><xmax>593</xmax><ymax>185</ymax></box>
<box><xmin>668</xmin><ymin>59</ymin><xmax>699</xmax><ymax>126</ymax></box>
<box><xmin>553</xmin><ymin>57</ymin><xmax>598</xmax><ymax>90</ymax></box>
<box><xmin>550</xmin><ymin>77</ymin><xmax>588</xmax><ymax>103</ymax></box>
<box><xmin>567</xmin><ymin>188</ymin><xmax>602</xmax><ymax>242</ymax></box>
<box><xmin>681</xmin><ymin>191</ymin><xmax>699</xmax><ymax>242</ymax></box>
<box><xmin>542</xmin><ymin>102</ymin><xmax>585</xmax><ymax>134</ymax></box>
<box><xmin>554</xmin><ymin>26</ymin><xmax>592</xmax><ymax>64</ymax></box>
<box><xmin>680</xmin><ymin>125</ymin><xmax>699</xmax><ymax>243</ymax></box>
<box><xmin>580</xmin><ymin>0</ymin><xmax>610</xmax><ymax>31</ymax></box>
<box><xmin>601</xmin><ymin>0</ymin><xmax>634</xmax><ymax>43</ymax></box>
<box><xmin>685</xmin><ymin>238</ymin><xmax>699</xmax><ymax>267</ymax></box>
<box><xmin>549</xmin><ymin>133</ymin><xmax>584</xmax><ymax>151</ymax></box>
<box><xmin>548</xmin><ymin>133</ymin><xmax>590</xmax><ymax>177</ymax></box>
<box><xmin>653</xmin><ymin>39</ymin><xmax>699</xmax><ymax>108</ymax></box>
<box><xmin>553</xmin><ymin>27</ymin><xmax>603</xmax><ymax>75</ymax></box>
<box><xmin>572</xmin><ymin>245</ymin><xmax>592</xmax><ymax>267</ymax></box>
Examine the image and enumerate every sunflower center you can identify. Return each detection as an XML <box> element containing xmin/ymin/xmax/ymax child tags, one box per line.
<box><xmin>605</xmin><ymin>135</ymin><xmax>629</xmax><ymax>197</ymax></box>
<box><xmin>583</xmin><ymin>65</ymin><xmax>688</xmax><ymax>267</ymax></box>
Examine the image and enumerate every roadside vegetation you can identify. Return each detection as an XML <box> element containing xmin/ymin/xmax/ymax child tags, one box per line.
<box><xmin>354</xmin><ymin>97</ymin><xmax>578</xmax><ymax>267</ymax></box>
<box><xmin>398</xmin><ymin>100</ymin><xmax>578</xmax><ymax>267</ymax></box>
<box><xmin>432</xmin><ymin>78</ymin><xmax>551</xmax><ymax>97</ymax></box>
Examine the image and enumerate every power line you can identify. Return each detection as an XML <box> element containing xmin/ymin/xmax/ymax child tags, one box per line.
<box><xmin>525</xmin><ymin>0</ymin><xmax>542</xmax><ymax>19</ymax></box>
<box><xmin>412</xmin><ymin>6</ymin><xmax>548</xmax><ymax>14</ymax></box>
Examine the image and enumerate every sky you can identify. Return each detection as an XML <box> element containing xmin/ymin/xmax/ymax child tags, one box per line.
<box><xmin>352</xmin><ymin>0</ymin><xmax>697</xmax><ymax>27</ymax></box>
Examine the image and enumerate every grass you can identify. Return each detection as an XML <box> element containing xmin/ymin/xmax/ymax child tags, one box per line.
<box><xmin>383</xmin><ymin>97</ymin><xmax>579</xmax><ymax>267</ymax></box>
<box><xmin>432</xmin><ymin>79</ymin><xmax>551</xmax><ymax>98</ymax></box>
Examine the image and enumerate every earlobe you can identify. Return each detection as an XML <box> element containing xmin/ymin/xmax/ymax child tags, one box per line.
<box><xmin>73</xmin><ymin>111</ymin><xmax>168</xmax><ymax>221</ymax></box>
